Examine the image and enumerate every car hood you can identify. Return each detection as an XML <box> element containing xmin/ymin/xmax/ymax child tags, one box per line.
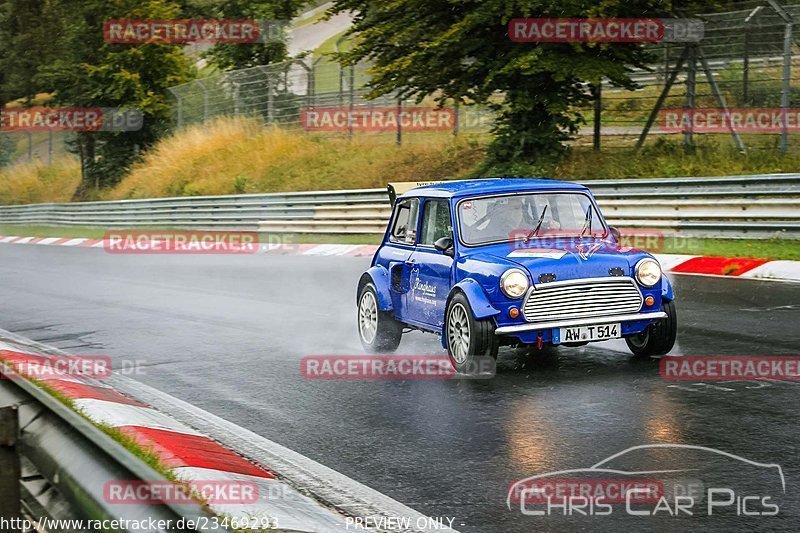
<box><xmin>468</xmin><ymin>240</ymin><xmax>653</xmax><ymax>282</ymax></box>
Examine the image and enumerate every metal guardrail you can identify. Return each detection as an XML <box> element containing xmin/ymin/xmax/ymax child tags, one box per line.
<box><xmin>0</xmin><ymin>175</ymin><xmax>798</xmax><ymax>239</ymax></box>
<box><xmin>0</xmin><ymin>360</ymin><xmax>228</xmax><ymax>532</ymax></box>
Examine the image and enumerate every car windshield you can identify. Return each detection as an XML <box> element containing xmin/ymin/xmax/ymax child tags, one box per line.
<box><xmin>457</xmin><ymin>192</ymin><xmax>606</xmax><ymax>246</ymax></box>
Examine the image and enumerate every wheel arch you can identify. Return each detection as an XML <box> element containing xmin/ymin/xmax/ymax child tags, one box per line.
<box><xmin>661</xmin><ymin>275</ymin><xmax>675</xmax><ymax>301</ymax></box>
<box><xmin>358</xmin><ymin>267</ymin><xmax>393</xmax><ymax>311</ymax></box>
<box><xmin>446</xmin><ymin>278</ymin><xmax>500</xmax><ymax>320</ymax></box>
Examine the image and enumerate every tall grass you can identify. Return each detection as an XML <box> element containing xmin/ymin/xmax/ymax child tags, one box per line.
<box><xmin>556</xmin><ymin>136</ymin><xmax>800</xmax><ymax>180</ymax></box>
<box><xmin>107</xmin><ymin>117</ymin><xmax>485</xmax><ymax>199</ymax></box>
<box><xmin>0</xmin><ymin>158</ymin><xmax>81</xmax><ymax>204</ymax></box>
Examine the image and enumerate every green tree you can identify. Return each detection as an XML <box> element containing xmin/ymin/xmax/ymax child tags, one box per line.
<box><xmin>0</xmin><ymin>0</ymin><xmax>65</xmax><ymax>103</ymax></box>
<box><xmin>34</xmin><ymin>0</ymin><xmax>195</xmax><ymax>193</ymax></box>
<box><xmin>200</xmin><ymin>0</ymin><xmax>305</xmax><ymax>70</ymax></box>
<box><xmin>330</xmin><ymin>0</ymin><xmax>720</xmax><ymax>173</ymax></box>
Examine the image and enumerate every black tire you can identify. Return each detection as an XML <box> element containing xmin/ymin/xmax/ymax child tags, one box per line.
<box><xmin>625</xmin><ymin>299</ymin><xmax>677</xmax><ymax>357</ymax></box>
<box><xmin>444</xmin><ymin>292</ymin><xmax>498</xmax><ymax>374</ymax></box>
<box><xmin>357</xmin><ymin>282</ymin><xmax>402</xmax><ymax>353</ymax></box>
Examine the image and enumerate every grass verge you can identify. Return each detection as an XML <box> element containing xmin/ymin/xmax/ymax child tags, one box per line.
<box><xmin>0</xmin><ymin>224</ymin><xmax>108</xmax><ymax>238</ymax></box>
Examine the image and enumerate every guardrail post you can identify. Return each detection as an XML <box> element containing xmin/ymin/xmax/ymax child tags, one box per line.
<box><xmin>0</xmin><ymin>405</ymin><xmax>21</xmax><ymax>528</ymax></box>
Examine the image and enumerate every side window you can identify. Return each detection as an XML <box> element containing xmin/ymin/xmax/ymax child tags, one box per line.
<box><xmin>390</xmin><ymin>198</ymin><xmax>420</xmax><ymax>245</ymax></box>
<box><xmin>419</xmin><ymin>200</ymin><xmax>452</xmax><ymax>245</ymax></box>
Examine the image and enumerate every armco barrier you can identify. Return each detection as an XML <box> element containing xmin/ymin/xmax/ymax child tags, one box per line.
<box><xmin>0</xmin><ymin>360</ymin><xmax>229</xmax><ymax>532</ymax></box>
<box><xmin>0</xmin><ymin>175</ymin><xmax>798</xmax><ymax>239</ymax></box>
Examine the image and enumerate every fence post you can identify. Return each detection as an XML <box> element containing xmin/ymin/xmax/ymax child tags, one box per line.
<box><xmin>453</xmin><ymin>101</ymin><xmax>459</xmax><ymax>136</ymax></box>
<box><xmin>195</xmin><ymin>80</ymin><xmax>209</xmax><ymax>124</ymax></box>
<box><xmin>780</xmin><ymin>21</ymin><xmax>793</xmax><ymax>154</ymax></box>
<box><xmin>684</xmin><ymin>46</ymin><xmax>697</xmax><ymax>149</ymax></box>
<box><xmin>168</xmin><ymin>88</ymin><xmax>183</xmax><ymax>128</ymax></box>
<box><xmin>338</xmin><ymin>64</ymin><xmax>344</xmax><ymax>107</ymax></box>
<box><xmin>396</xmin><ymin>98</ymin><xmax>402</xmax><ymax>145</ymax></box>
<box><xmin>348</xmin><ymin>65</ymin><xmax>355</xmax><ymax>140</ymax></box>
<box><xmin>593</xmin><ymin>81</ymin><xmax>602</xmax><ymax>151</ymax></box>
<box><xmin>305</xmin><ymin>58</ymin><xmax>319</xmax><ymax>110</ymax></box>
<box><xmin>26</xmin><ymin>132</ymin><xmax>32</xmax><ymax>161</ymax></box>
<box><xmin>0</xmin><ymin>405</ymin><xmax>21</xmax><ymax>530</ymax></box>
<box><xmin>742</xmin><ymin>32</ymin><xmax>750</xmax><ymax>104</ymax></box>
<box><xmin>743</xmin><ymin>6</ymin><xmax>764</xmax><ymax>106</ymax></box>
<box><xmin>267</xmin><ymin>77</ymin><xmax>275</xmax><ymax>125</ymax></box>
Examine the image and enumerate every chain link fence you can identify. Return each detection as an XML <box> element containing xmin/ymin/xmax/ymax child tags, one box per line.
<box><xmin>168</xmin><ymin>55</ymin><xmax>494</xmax><ymax>143</ymax></box>
<box><xmin>0</xmin><ymin>131</ymin><xmax>71</xmax><ymax>167</ymax></box>
<box><xmin>596</xmin><ymin>1</ymin><xmax>800</xmax><ymax>153</ymax></box>
<box><xmin>168</xmin><ymin>1</ymin><xmax>800</xmax><ymax>151</ymax></box>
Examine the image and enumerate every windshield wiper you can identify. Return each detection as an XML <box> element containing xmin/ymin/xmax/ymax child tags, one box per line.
<box><xmin>579</xmin><ymin>205</ymin><xmax>593</xmax><ymax>238</ymax></box>
<box><xmin>525</xmin><ymin>205</ymin><xmax>548</xmax><ymax>242</ymax></box>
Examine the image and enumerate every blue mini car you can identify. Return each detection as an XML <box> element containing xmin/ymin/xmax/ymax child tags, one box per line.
<box><xmin>357</xmin><ymin>178</ymin><xmax>677</xmax><ymax>372</ymax></box>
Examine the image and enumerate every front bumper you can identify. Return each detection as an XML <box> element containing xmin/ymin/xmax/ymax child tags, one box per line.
<box><xmin>494</xmin><ymin>311</ymin><xmax>667</xmax><ymax>336</ymax></box>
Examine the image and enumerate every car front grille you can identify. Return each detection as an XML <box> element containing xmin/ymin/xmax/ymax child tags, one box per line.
<box><xmin>522</xmin><ymin>277</ymin><xmax>643</xmax><ymax>323</ymax></box>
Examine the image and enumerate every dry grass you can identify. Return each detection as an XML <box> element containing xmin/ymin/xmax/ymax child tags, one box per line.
<box><xmin>0</xmin><ymin>157</ymin><xmax>81</xmax><ymax>204</ymax></box>
<box><xmin>107</xmin><ymin>117</ymin><xmax>485</xmax><ymax>199</ymax></box>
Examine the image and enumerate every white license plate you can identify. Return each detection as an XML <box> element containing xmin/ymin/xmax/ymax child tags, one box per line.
<box><xmin>559</xmin><ymin>323</ymin><xmax>620</xmax><ymax>343</ymax></box>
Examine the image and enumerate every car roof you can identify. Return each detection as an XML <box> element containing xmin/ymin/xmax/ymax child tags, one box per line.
<box><xmin>398</xmin><ymin>177</ymin><xmax>589</xmax><ymax>200</ymax></box>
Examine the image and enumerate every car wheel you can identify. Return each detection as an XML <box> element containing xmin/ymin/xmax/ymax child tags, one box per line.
<box><xmin>445</xmin><ymin>292</ymin><xmax>497</xmax><ymax>374</ymax></box>
<box><xmin>625</xmin><ymin>299</ymin><xmax>677</xmax><ymax>357</ymax></box>
<box><xmin>358</xmin><ymin>282</ymin><xmax>402</xmax><ymax>353</ymax></box>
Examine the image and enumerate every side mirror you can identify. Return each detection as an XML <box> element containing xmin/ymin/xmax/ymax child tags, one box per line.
<box><xmin>608</xmin><ymin>226</ymin><xmax>621</xmax><ymax>243</ymax></box>
<box><xmin>433</xmin><ymin>236</ymin><xmax>455</xmax><ymax>257</ymax></box>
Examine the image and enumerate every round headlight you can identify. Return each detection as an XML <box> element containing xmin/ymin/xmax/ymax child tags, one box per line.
<box><xmin>500</xmin><ymin>269</ymin><xmax>529</xmax><ymax>299</ymax></box>
<box><xmin>635</xmin><ymin>258</ymin><xmax>662</xmax><ymax>287</ymax></box>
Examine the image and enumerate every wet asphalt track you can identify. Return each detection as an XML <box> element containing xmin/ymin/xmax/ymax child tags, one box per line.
<box><xmin>1</xmin><ymin>243</ymin><xmax>799</xmax><ymax>532</ymax></box>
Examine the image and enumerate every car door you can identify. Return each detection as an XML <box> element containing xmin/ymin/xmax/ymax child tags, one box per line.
<box><xmin>382</xmin><ymin>197</ymin><xmax>420</xmax><ymax>322</ymax></box>
<box><xmin>405</xmin><ymin>199</ymin><xmax>454</xmax><ymax>329</ymax></box>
